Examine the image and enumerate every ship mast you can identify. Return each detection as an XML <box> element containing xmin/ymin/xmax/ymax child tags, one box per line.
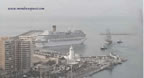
<box><xmin>105</xmin><ymin>29</ymin><xmax>112</xmax><ymax>44</ymax></box>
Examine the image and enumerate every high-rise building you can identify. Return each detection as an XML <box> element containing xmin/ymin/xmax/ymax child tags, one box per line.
<box><xmin>5</xmin><ymin>38</ymin><xmax>15</xmax><ymax>73</ymax></box>
<box><xmin>0</xmin><ymin>37</ymin><xmax>9</xmax><ymax>70</ymax></box>
<box><xmin>5</xmin><ymin>37</ymin><xmax>33</xmax><ymax>73</ymax></box>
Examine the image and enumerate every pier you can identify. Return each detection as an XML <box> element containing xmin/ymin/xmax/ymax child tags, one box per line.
<box><xmin>65</xmin><ymin>54</ymin><xmax>127</xmax><ymax>78</ymax></box>
<box><xmin>32</xmin><ymin>50</ymin><xmax>127</xmax><ymax>78</ymax></box>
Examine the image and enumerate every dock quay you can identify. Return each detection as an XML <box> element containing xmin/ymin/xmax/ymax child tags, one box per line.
<box><xmin>65</xmin><ymin>54</ymin><xmax>127</xmax><ymax>78</ymax></box>
<box><xmin>32</xmin><ymin>50</ymin><xmax>127</xmax><ymax>78</ymax></box>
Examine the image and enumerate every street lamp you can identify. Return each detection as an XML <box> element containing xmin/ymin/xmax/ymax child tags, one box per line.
<box><xmin>68</xmin><ymin>61</ymin><xmax>78</xmax><ymax>78</ymax></box>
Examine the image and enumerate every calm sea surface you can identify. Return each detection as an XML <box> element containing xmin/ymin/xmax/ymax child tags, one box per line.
<box><xmin>0</xmin><ymin>17</ymin><xmax>142</xmax><ymax>78</ymax></box>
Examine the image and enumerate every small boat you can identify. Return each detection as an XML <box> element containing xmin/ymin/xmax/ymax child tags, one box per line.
<box><xmin>100</xmin><ymin>45</ymin><xmax>107</xmax><ymax>50</ymax></box>
<box><xmin>117</xmin><ymin>40</ymin><xmax>123</xmax><ymax>44</ymax></box>
<box><xmin>101</xmin><ymin>47</ymin><xmax>107</xmax><ymax>50</ymax></box>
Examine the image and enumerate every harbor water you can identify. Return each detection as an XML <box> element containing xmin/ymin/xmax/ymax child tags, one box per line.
<box><xmin>0</xmin><ymin>17</ymin><xmax>142</xmax><ymax>78</ymax></box>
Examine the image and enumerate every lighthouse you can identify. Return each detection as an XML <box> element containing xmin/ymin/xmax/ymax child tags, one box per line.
<box><xmin>63</xmin><ymin>46</ymin><xmax>80</xmax><ymax>64</ymax></box>
<box><xmin>68</xmin><ymin>46</ymin><xmax>75</xmax><ymax>60</ymax></box>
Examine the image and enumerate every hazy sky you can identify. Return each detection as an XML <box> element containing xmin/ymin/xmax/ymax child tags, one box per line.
<box><xmin>0</xmin><ymin>0</ymin><xmax>142</xmax><ymax>18</ymax></box>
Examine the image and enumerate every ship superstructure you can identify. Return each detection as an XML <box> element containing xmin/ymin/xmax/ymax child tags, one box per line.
<box><xmin>35</xmin><ymin>25</ymin><xmax>86</xmax><ymax>47</ymax></box>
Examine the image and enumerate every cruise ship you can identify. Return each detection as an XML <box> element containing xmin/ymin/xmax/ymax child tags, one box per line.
<box><xmin>35</xmin><ymin>25</ymin><xmax>86</xmax><ymax>47</ymax></box>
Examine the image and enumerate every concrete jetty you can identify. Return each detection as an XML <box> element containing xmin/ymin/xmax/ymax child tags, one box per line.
<box><xmin>65</xmin><ymin>54</ymin><xmax>127</xmax><ymax>78</ymax></box>
<box><xmin>32</xmin><ymin>49</ymin><xmax>127</xmax><ymax>78</ymax></box>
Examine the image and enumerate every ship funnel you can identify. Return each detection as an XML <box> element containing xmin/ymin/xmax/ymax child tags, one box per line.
<box><xmin>52</xmin><ymin>25</ymin><xmax>56</xmax><ymax>32</ymax></box>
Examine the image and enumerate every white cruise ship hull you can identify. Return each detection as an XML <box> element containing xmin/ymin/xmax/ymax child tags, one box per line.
<box><xmin>36</xmin><ymin>38</ymin><xmax>86</xmax><ymax>47</ymax></box>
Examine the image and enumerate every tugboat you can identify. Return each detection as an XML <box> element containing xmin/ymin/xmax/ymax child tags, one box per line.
<box><xmin>117</xmin><ymin>40</ymin><xmax>123</xmax><ymax>44</ymax></box>
<box><xmin>100</xmin><ymin>46</ymin><xmax>107</xmax><ymax>50</ymax></box>
<box><xmin>100</xmin><ymin>42</ymin><xmax>108</xmax><ymax>50</ymax></box>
